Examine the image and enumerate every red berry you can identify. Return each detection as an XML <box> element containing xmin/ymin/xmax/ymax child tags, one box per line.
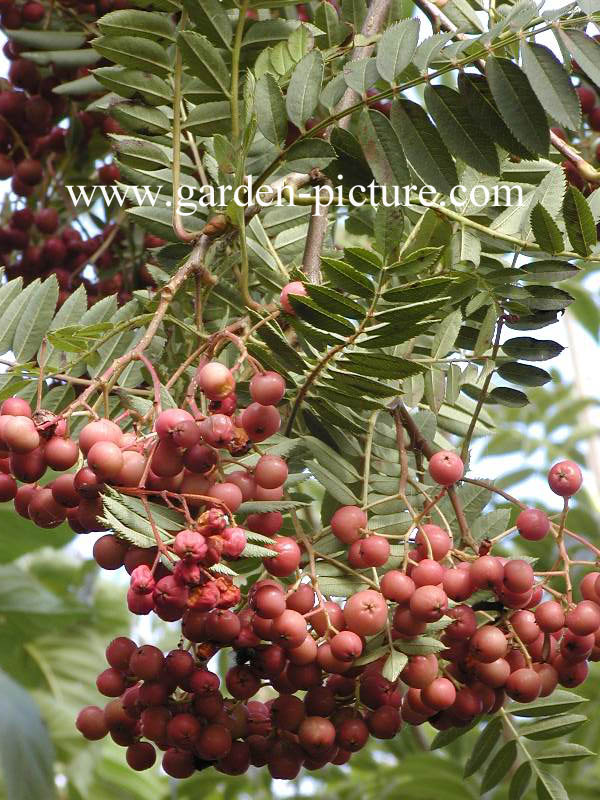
<box><xmin>516</xmin><ymin>507</ymin><xmax>550</xmax><ymax>541</ymax></box>
<box><xmin>548</xmin><ymin>460</ymin><xmax>582</xmax><ymax>497</ymax></box>
<box><xmin>428</xmin><ymin>450</ymin><xmax>464</xmax><ymax>486</ymax></box>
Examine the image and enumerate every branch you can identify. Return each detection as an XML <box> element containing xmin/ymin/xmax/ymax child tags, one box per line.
<box><xmin>64</xmin><ymin>236</ymin><xmax>211</xmax><ymax>415</ymax></box>
<box><xmin>302</xmin><ymin>176</ymin><xmax>332</xmax><ymax>284</ymax></box>
<box><xmin>335</xmin><ymin>0</ymin><xmax>392</xmax><ymax>128</ymax></box>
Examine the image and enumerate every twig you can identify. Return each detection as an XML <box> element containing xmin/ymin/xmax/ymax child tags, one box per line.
<box><xmin>461</xmin><ymin>314</ymin><xmax>504</xmax><ymax>462</ymax></box>
<box><xmin>335</xmin><ymin>0</ymin><xmax>392</xmax><ymax>129</ymax></box>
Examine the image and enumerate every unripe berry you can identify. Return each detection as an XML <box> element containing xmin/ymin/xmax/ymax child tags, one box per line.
<box><xmin>516</xmin><ymin>507</ymin><xmax>550</xmax><ymax>541</ymax></box>
<box><xmin>548</xmin><ymin>460</ymin><xmax>582</xmax><ymax>497</ymax></box>
<box><xmin>428</xmin><ymin>450</ymin><xmax>464</xmax><ymax>486</ymax></box>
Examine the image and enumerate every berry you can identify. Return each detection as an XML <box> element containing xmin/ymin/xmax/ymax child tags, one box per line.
<box><xmin>344</xmin><ymin>590</ymin><xmax>388</xmax><ymax>636</ymax></box>
<box><xmin>331</xmin><ymin>505</ymin><xmax>367</xmax><ymax>544</ymax></box>
<box><xmin>577</xmin><ymin>86</ymin><xmax>596</xmax><ymax>114</ymax></box>
<box><xmin>548</xmin><ymin>460</ymin><xmax>582</xmax><ymax>497</ymax></box>
<box><xmin>280</xmin><ymin>281</ymin><xmax>307</xmax><ymax>313</ymax></box>
<box><xmin>250</xmin><ymin>371</ymin><xmax>286</xmax><ymax>405</ymax></box>
<box><xmin>198</xmin><ymin>362</ymin><xmax>235</xmax><ymax>401</ymax></box>
<box><xmin>428</xmin><ymin>450</ymin><xmax>464</xmax><ymax>486</ymax></box>
<box><xmin>516</xmin><ymin>507</ymin><xmax>550</xmax><ymax>541</ymax></box>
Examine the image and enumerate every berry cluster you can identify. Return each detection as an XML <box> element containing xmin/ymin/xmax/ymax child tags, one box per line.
<box><xmin>0</xmin><ymin>0</ymin><xmax>165</xmax><ymax>305</ymax></box>
<box><xmin>553</xmin><ymin>83</ymin><xmax>600</xmax><ymax>200</ymax></box>
<box><xmin>72</xmin><ymin>417</ymin><xmax>598</xmax><ymax>779</ymax></box>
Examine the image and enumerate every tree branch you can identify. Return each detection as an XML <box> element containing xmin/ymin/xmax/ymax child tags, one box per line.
<box><xmin>335</xmin><ymin>0</ymin><xmax>392</xmax><ymax>128</ymax></box>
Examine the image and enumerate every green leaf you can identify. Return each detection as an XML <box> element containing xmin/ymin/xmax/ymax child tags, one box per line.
<box><xmin>521</xmin><ymin>42</ymin><xmax>580</xmax><ymax>130</ymax></box>
<box><xmin>304</xmin><ymin>436</ymin><xmax>361</xmax><ymax>484</ymax></box>
<box><xmin>394</xmin><ymin>636</ymin><xmax>447</xmax><ymax>655</ymax></box>
<box><xmin>480</xmin><ymin>740</ymin><xmax>517</xmax><ymax>792</ymax></box>
<box><xmin>471</xmin><ymin>508</ymin><xmax>511</xmax><ymax>542</ymax></box>
<box><xmin>358</xmin><ymin>108</ymin><xmax>410</xmax><ymax>188</ymax></box>
<box><xmin>315</xmin><ymin>1</ymin><xmax>347</xmax><ymax>48</ymax></box>
<box><xmin>520</xmin><ymin>260</ymin><xmax>578</xmax><ymax>283</ymax></box>
<box><xmin>508</xmin><ymin>690</ymin><xmax>587</xmax><ymax>717</ymax></box>
<box><xmin>182</xmin><ymin>0</ymin><xmax>232</xmax><ymax>48</ymax></box>
<box><xmin>530</xmin><ymin>203</ymin><xmax>564</xmax><ymax>254</ymax></box>
<box><xmin>0</xmin><ymin>670</ymin><xmax>56</xmax><ymax>800</ymax></box>
<box><xmin>382</xmin><ymin>649</ymin><xmax>408</xmax><ymax>681</ymax></box>
<box><xmin>464</xmin><ymin>717</ymin><xmax>502</xmax><ymax>778</ymax></box>
<box><xmin>305</xmin><ymin>285</ymin><xmax>365</xmax><ymax>319</ymax></box>
<box><xmin>341</xmin><ymin>0</ymin><xmax>367</xmax><ymax>29</ymax></box>
<box><xmin>486</xmin><ymin>56</ymin><xmax>549</xmax><ymax>155</ymax></box>
<box><xmin>178</xmin><ymin>31</ymin><xmax>230</xmax><ymax>95</ymax></box>
<box><xmin>0</xmin><ymin>280</ymin><xmax>40</xmax><ymax>356</ymax></box>
<box><xmin>283</xmin><ymin>139</ymin><xmax>337</xmax><ymax>171</ymax></box>
<box><xmin>376</xmin><ymin>18</ymin><xmax>420</xmax><ymax>83</ymax></box>
<box><xmin>92</xmin><ymin>35</ymin><xmax>170</xmax><ymax>75</ymax></box>
<box><xmin>374</xmin><ymin>204</ymin><xmax>404</xmax><ymax>260</ymax></box>
<box><xmin>458</xmin><ymin>72</ymin><xmax>533</xmax><ymax>158</ymax></box>
<box><xmin>509</xmin><ymin>762</ymin><xmax>532</xmax><ymax>800</ymax></box>
<box><xmin>563</xmin><ymin>185</ymin><xmax>595</xmax><ymax>256</ymax></box>
<box><xmin>536</xmin><ymin>743</ymin><xmax>595</xmax><ymax>763</ymax></box>
<box><xmin>502</xmin><ymin>337</ymin><xmax>564</xmax><ymax>361</ymax></box>
<box><xmin>93</xmin><ymin>66</ymin><xmax>171</xmax><ymax>105</ymax></box>
<box><xmin>286</xmin><ymin>50</ymin><xmax>324</xmax><ymax>128</ymax></box>
<box><xmin>424</xmin><ymin>85</ymin><xmax>499</xmax><ymax>175</ymax></box>
<box><xmin>289</xmin><ymin>295</ymin><xmax>356</xmax><ymax>335</ymax></box>
<box><xmin>430</xmin><ymin>721</ymin><xmax>477</xmax><ymax>750</ymax></box>
<box><xmin>308</xmin><ymin>460</ymin><xmax>359</xmax><ymax>505</ymax></box>
<box><xmin>13</xmin><ymin>276</ymin><xmax>59</xmax><ymax>363</ymax></box>
<box><xmin>519</xmin><ymin>713</ymin><xmax>587</xmax><ymax>740</ymax></box>
<box><xmin>343</xmin><ymin>58</ymin><xmax>379</xmax><ymax>94</ymax></box>
<box><xmin>431</xmin><ymin>308</ymin><xmax>462</xmax><ymax>359</ymax></box>
<box><xmin>255</xmin><ymin>73</ymin><xmax>287</xmax><ymax>144</ymax></box>
<box><xmin>320</xmin><ymin>257</ymin><xmax>375</xmax><ymax>298</ymax></box>
<box><xmin>557</xmin><ymin>29</ymin><xmax>600</xmax><ymax>92</ymax></box>
<box><xmin>97</xmin><ymin>9</ymin><xmax>175</xmax><ymax>40</ymax></box>
<box><xmin>183</xmin><ymin>100</ymin><xmax>231</xmax><ymax>136</ymax></box>
<box><xmin>536</xmin><ymin>772</ymin><xmax>569</xmax><ymax>800</ymax></box>
<box><xmin>391</xmin><ymin>98</ymin><xmax>458</xmax><ymax>195</ymax></box>
<box><xmin>489</xmin><ymin>386</ymin><xmax>529</xmax><ymax>407</ymax></box>
<box><xmin>337</xmin><ymin>352</ymin><xmax>424</xmax><ymax>379</ymax></box>
<box><xmin>497</xmin><ymin>362</ymin><xmax>552</xmax><ymax>387</ymax></box>
<box><xmin>4</xmin><ymin>29</ymin><xmax>86</xmax><ymax>49</ymax></box>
